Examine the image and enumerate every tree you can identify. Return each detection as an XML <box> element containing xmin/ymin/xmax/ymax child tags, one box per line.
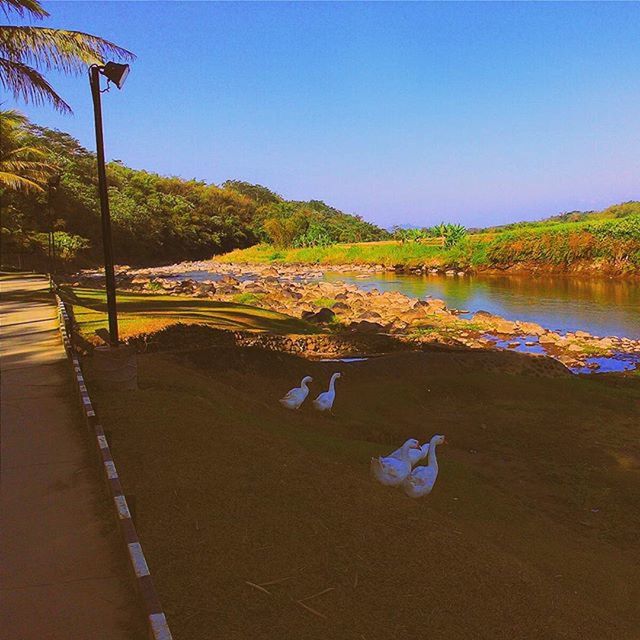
<box><xmin>0</xmin><ymin>108</ymin><xmax>51</xmax><ymax>191</ymax></box>
<box><xmin>0</xmin><ymin>0</ymin><xmax>134</xmax><ymax>114</ymax></box>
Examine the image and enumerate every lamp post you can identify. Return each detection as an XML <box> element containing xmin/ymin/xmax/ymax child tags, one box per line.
<box><xmin>89</xmin><ymin>61</ymin><xmax>130</xmax><ymax>347</ymax></box>
<box><xmin>47</xmin><ymin>174</ymin><xmax>60</xmax><ymax>291</ymax></box>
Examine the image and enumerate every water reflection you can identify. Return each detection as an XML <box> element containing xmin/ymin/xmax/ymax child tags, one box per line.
<box><xmin>322</xmin><ymin>272</ymin><xmax>640</xmax><ymax>339</ymax></box>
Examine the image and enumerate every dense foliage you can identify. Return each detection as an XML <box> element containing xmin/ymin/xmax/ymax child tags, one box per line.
<box><xmin>0</xmin><ymin>117</ymin><xmax>387</xmax><ymax>267</ymax></box>
<box><xmin>485</xmin><ymin>214</ymin><xmax>640</xmax><ymax>268</ymax></box>
<box><xmin>391</xmin><ymin>223</ymin><xmax>467</xmax><ymax>248</ymax></box>
<box><xmin>222</xmin><ymin>211</ymin><xmax>640</xmax><ymax>274</ymax></box>
<box><xmin>477</xmin><ymin>201</ymin><xmax>640</xmax><ymax>234</ymax></box>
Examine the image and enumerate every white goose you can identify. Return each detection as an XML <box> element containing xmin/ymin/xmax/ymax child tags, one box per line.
<box><xmin>371</xmin><ymin>438</ymin><xmax>421</xmax><ymax>486</ymax></box>
<box><xmin>279</xmin><ymin>376</ymin><xmax>313</xmax><ymax>410</ymax></box>
<box><xmin>402</xmin><ymin>434</ymin><xmax>446</xmax><ymax>498</ymax></box>
<box><xmin>312</xmin><ymin>372</ymin><xmax>341</xmax><ymax>412</ymax></box>
<box><xmin>389</xmin><ymin>441</ymin><xmax>430</xmax><ymax>467</ymax></box>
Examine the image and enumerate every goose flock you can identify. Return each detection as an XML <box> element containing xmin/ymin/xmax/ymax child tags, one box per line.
<box><xmin>279</xmin><ymin>374</ymin><xmax>446</xmax><ymax>498</ymax></box>
<box><xmin>279</xmin><ymin>373</ymin><xmax>341</xmax><ymax>412</ymax></box>
<box><xmin>371</xmin><ymin>434</ymin><xmax>446</xmax><ymax>497</ymax></box>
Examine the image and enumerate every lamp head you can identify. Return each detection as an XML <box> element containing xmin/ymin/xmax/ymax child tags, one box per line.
<box><xmin>101</xmin><ymin>62</ymin><xmax>130</xmax><ymax>89</ymax></box>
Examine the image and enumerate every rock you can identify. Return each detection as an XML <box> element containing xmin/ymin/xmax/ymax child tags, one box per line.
<box><xmin>575</xmin><ymin>330</ymin><xmax>591</xmax><ymax>338</ymax></box>
<box><xmin>539</xmin><ymin>332</ymin><xmax>563</xmax><ymax>345</ymax></box>
<box><xmin>516</xmin><ymin>320</ymin><xmax>546</xmax><ymax>336</ymax></box>
<box><xmin>194</xmin><ymin>282</ymin><xmax>215</xmax><ymax>297</ymax></box>
<box><xmin>389</xmin><ymin>319</ymin><xmax>409</xmax><ymax>333</ymax></box>
<box><xmin>400</xmin><ymin>308</ymin><xmax>427</xmax><ymax>323</ymax></box>
<box><xmin>348</xmin><ymin>320</ymin><xmax>384</xmax><ymax>333</ymax></box>
<box><xmin>331</xmin><ymin>302</ymin><xmax>351</xmax><ymax>313</ymax></box>
<box><xmin>422</xmin><ymin>298</ymin><xmax>448</xmax><ymax>314</ymax></box>
<box><xmin>472</xmin><ymin>311</ymin><xmax>516</xmax><ymax>334</ymax></box>
<box><xmin>356</xmin><ymin>311</ymin><xmax>383</xmax><ymax>321</ymax></box>
<box><xmin>301</xmin><ymin>307</ymin><xmax>336</xmax><ymax>324</ymax></box>
<box><xmin>525</xmin><ymin>341</ymin><xmax>537</xmax><ymax>347</ymax></box>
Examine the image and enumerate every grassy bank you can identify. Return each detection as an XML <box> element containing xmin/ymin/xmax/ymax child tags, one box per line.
<box><xmin>60</xmin><ymin>286</ymin><xmax>317</xmax><ymax>344</ymax></box>
<box><xmin>90</xmin><ymin>346</ymin><xmax>640</xmax><ymax>639</ymax></box>
<box><xmin>217</xmin><ymin>212</ymin><xmax>640</xmax><ymax>274</ymax></box>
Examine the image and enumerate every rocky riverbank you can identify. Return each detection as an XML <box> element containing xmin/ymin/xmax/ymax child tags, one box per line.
<box><xmin>69</xmin><ymin>262</ymin><xmax>640</xmax><ymax>373</ymax></box>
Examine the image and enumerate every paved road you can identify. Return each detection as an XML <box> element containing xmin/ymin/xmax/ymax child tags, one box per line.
<box><xmin>0</xmin><ymin>275</ymin><xmax>144</xmax><ymax>639</ymax></box>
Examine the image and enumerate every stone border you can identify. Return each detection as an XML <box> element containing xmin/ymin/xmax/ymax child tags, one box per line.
<box><xmin>55</xmin><ymin>295</ymin><xmax>173</xmax><ymax>640</ymax></box>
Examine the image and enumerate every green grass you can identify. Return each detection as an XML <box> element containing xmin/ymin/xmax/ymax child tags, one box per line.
<box><xmin>218</xmin><ymin>241</ymin><xmax>459</xmax><ymax>267</ymax></box>
<box><xmin>60</xmin><ymin>286</ymin><xmax>319</xmax><ymax>343</ymax></box>
<box><xmin>91</xmin><ymin>347</ymin><xmax>640</xmax><ymax>639</ymax></box>
<box><xmin>313</xmin><ymin>297</ymin><xmax>338</xmax><ymax>308</ymax></box>
<box><xmin>232</xmin><ymin>292</ymin><xmax>264</xmax><ymax>306</ymax></box>
<box><xmin>217</xmin><ymin>213</ymin><xmax>640</xmax><ymax>273</ymax></box>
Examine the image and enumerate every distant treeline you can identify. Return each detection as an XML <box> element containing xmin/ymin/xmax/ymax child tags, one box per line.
<box><xmin>1</xmin><ymin>116</ymin><xmax>387</xmax><ymax>267</ymax></box>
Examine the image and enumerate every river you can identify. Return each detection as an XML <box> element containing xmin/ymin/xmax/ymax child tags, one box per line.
<box><xmin>322</xmin><ymin>272</ymin><xmax>640</xmax><ymax>340</ymax></box>
<box><xmin>178</xmin><ymin>268</ymin><xmax>639</xmax><ymax>340</ymax></box>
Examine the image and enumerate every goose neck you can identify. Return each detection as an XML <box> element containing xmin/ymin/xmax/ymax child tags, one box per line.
<box><xmin>427</xmin><ymin>439</ymin><xmax>439</xmax><ymax>470</ymax></box>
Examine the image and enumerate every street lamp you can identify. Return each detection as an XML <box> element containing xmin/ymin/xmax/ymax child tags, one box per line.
<box><xmin>89</xmin><ymin>61</ymin><xmax>130</xmax><ymax>347</ymax></box>
<box><xmin>47</xmin><ymin>174</ymin><xmax>60</xmax><ymax>291</ymax></box>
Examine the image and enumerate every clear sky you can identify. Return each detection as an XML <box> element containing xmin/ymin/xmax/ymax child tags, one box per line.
<box><xmin>7</xmin><ymin>1</ymin><xmax>640</xmax><ymax>228</ymax></box>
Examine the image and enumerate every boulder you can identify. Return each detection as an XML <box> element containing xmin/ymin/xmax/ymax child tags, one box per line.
<box><xmin>472</xmin><ymin>311</ymin><xmax>517</xmax><ymax>334</ymax></box>
<box><xmin>348</xmin><ymin>320</ymin><xmax>384</xmax><ymax>333</ymax></box>
<box><xmin>331</xmin><ymin>301</ymin><xmax>351</xmax><ymax>313</ymax></box>
<box><xmin>400</xmin><ymin>308</ymin><xmax>428</xmax><ymax>324</ymax></box>
<box><xmin>301</xmin><ymin>307</ymin><xmax>336</xmax><ymax>324</ymax></box>
<box><xmin>515</xmin><ymin>320</ymin><xmax>546</xmax><ymax>336</ymax></box>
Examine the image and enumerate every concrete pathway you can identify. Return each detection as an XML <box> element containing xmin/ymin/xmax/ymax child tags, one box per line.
<box><xmin>0</xmin><ymin>275</ymin><xmax>144</xmax><ymax>639</ymax></box>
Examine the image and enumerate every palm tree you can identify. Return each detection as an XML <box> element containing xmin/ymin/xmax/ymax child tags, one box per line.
<box><xmin>0</xmin><ymin>0</ymin><xmax>134</xmax><ymax>114</ymax></box>
<box><xmin>0</xmin><ymin>108</ymin><xmax>51</xmax><ymax>192</ymax></box>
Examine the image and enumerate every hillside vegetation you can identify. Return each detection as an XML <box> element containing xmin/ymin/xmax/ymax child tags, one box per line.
<box><xmin>2</xmin><ymin>111</ymin><xmax>637</xmax><ymax>275</ymax></box>
<box><xmin>1</xmin><ymin>113</ymin><xmax>386</xmax><ymax>268</ymax></box>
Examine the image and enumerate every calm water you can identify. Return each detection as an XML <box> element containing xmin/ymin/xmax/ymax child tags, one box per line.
<box><xmin>322</xmin><ymin>272</ymin><xmax>640</xmax><ymax>339</ymax></box>
<box><xmin>178</xmin><ymin>268</ymin><xmax>639</xmax><ymax>339</ymax></box>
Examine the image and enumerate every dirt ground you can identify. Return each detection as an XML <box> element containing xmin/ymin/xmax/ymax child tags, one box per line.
<box><xmin>91</xmin><ymin>346</ymin><xmax>640</xmax><ymax>640</ymax></box>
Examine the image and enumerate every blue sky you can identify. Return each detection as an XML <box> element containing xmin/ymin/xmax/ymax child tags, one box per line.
<box><xmin>6</xmin><ymin>1</ymin><xmax>640</xmax><ymax>228</ymax></box>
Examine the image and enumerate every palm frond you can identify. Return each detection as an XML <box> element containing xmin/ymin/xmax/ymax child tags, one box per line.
<box><xmin>0</xmin><ymin>27</ymin><xmax>135</xmax><ymax>73</ymax></box>
<box><xmin>1</xmin><ymin>158</ymin><xmax>51</xmax><ymax>173</ymax></box>
<box><xmin>0</xmin><ymin>107</ymin><xmax>28</xmax><ymax>127</ymax></box>
<box><xmin>6</xmin><ymin>144</ymin><xmax>48</xmax><ymax>159</ymax></box>
<box><xmin>0</xmin><ymin>170</ymin><xmax>44</xmax><ymax>192</ymax></box>
<box><xmin>0</xmin><ymin>0</ymin><xmax>48</xmax><ymax>19</ymax></box>
<box><xmin>0</xmin><ymin>56</ymin><xmax>71</xmax><ymax>112</ymax></box>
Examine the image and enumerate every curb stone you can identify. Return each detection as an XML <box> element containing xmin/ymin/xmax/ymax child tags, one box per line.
<box><xmin>55</xmin><ymin>295</ymin><xmax>173</xmax><ymax>640</ymax></box>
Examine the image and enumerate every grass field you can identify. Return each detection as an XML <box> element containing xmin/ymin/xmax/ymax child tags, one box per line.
<box><xmin>218</xmin><ymin>212</ymin><xmax>640</xmax><ymax>273</ymax></box>
<box><xmin>90</xmin><ymin>345</ymin><xmax>640</xmax><ymax>640</ymax></box>
<box><xmin>60</xmin><ymin>286</ymin><xmax>317</xmax><ymax>343</ymax></box>
<box><xmin>217</xmin><ymin>240</ymin><xmax>475</xmax><ymax>268</ymax></box>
